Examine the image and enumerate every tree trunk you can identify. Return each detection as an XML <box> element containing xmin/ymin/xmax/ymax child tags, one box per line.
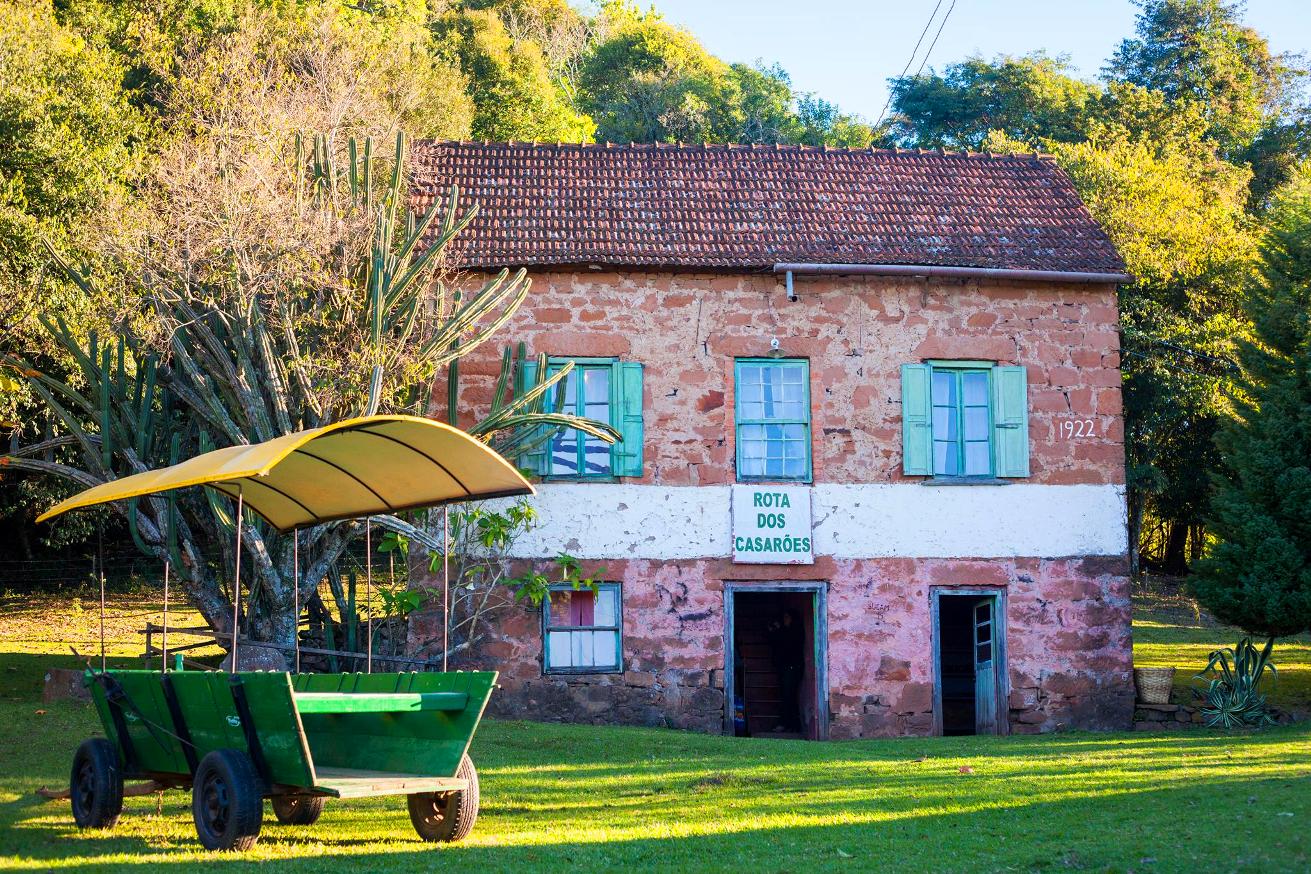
<box><xmin>1127</xmin><ymin>488</ymin><xmax>1144</xmax><ymax>581</ymax></box>
<box><xmin>1162</xmin><ymin>521</ymin><xmax>1190</xmax><ymax>576</ymax></box>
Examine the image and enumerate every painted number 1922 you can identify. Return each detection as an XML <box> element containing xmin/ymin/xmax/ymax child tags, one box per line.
<box><xmin>1060</xmin><ymin>419</ymin><xmax>1096</xmax><ymax>439</ymax></box>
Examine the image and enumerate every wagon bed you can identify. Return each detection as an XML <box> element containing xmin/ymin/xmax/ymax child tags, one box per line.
<box><xmin>73</xmin><ymin>667</ymin><xmax>496</xmax><ymax>848</ymax></box>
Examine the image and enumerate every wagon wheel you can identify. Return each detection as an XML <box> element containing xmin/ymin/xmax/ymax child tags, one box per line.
<box><xmin>271</xmin><ymin>794</ymin><xmax>327</xmax><ymax>825</ymax></box>
<box><xmin>407</xmin><ymin>754</ymin><xmax>479</xmax><ymax>843</ymax></box>
<box><xmin>191</xmin><ymin>749</ymin><xmax>263</xmax><ymax>851</ymax></box>
<box><xmin>70</xmin><ymin>738</ymin><xmax>124</xmax><ymax>829</ymax></box>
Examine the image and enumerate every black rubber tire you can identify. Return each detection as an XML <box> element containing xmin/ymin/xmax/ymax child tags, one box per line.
<box><xmin>192</xmin><ymin>749</ymin><xmax>263</xmax><ymax>851</ymax></box>
<box><xmin>271</xmin><ymin>794</ymin><xmax>327</xmax><ymax>825</ymax></box>
<box><xmin>407</xmin><ymin>754</ymin><xmax>479</xmax><ymax>843</ymax></box>
<box><xmin>70</xmin><ymin>738</ymin><xmax>124</xmax><ymax>829</ymax></box>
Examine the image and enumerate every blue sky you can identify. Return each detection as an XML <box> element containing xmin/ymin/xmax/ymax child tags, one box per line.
<box><xmin>643</xmin><ymin>1</ymin><xmax>1310</xmax><ymax>122</ymax></box>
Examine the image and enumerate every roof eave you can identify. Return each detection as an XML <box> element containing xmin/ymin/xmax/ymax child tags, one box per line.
<box><xmin>773</xmin><ymin>262</ymin><xmax>1133</xmax><ymax>285</ymax></box>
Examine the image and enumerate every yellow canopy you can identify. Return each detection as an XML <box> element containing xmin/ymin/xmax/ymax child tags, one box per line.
<box><xmin>36</xmin><ymin>415</ymin><xmax>534</xmax><ymax>531</ymax></box>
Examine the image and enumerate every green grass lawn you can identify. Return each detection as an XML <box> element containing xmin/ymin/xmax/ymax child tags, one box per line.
<box><xmin>1132</xmin><ymin>580</ymin><xmax>1311</xmax><ymax>714</ymax></box>
<box><xmin>1</xmin><ymin>586</ymin><xmax>1309</xmax><ymax>872</ymax></box>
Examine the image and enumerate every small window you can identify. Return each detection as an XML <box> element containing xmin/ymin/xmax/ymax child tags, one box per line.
<box><xmin>547</xmin><ymin>362</ymin><xmax>614</xmax><ymax>477</ymax></box>
<box><xmin>517</xmin><ymin>357</ymin><xmax>644</xmax><ymax>479</ymax></box>
<box><xmin>931</xmin><ymin>366</ymin><xmax>993</xmax><ymax>477</ymax></box>
<box><xmin>543</xmin><ymin>583</ymin><xmax>622</xmax><ymax>673</ymax></box>
<box><xmin>734</xmin><ymin>358</ymin><xmax>812</xmax><ymax>482</ymax></box>
<box><xmin>901</xmin><ymin>361</ymin><xmax>1030</xmax><ymax>479</ymax></box>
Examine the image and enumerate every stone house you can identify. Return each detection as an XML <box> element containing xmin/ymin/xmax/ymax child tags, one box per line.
<box><xmin>407</xmin><ymin>141</ymin><xmax>1133</xmax><ymax>739</ymax></box>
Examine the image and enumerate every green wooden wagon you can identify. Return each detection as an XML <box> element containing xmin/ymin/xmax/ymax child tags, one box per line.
<box><xmin>39</xmin><ymin>416</ymin><xmax>538</xmax><ymax>851</ymax></box>
<box><xmin>74</xmin><ymin>668</ymin><xmax>497</xmax><ymax>849</ymax></box>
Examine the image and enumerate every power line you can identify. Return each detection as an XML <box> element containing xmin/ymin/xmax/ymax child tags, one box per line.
<box><xmin>874</xmin><ymin>0</ymin><xmax>946</xmax><ymax>127</ymax></box>
<box><xmin>912</xmin><ymin>0</ymin><xmax>957</xmax><ymax>80</ymax></box>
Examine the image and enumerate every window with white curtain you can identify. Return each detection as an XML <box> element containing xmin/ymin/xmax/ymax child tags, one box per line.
<box><xmin>543</xmin><ymin>583</ymin><xmax>622</xmax><ymax>673</ymax></box>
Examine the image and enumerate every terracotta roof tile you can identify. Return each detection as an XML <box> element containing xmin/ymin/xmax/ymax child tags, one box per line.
<box><xmin>409</xmin><ymin>141</ymin><xmax>1125</xmax><ymax>275</ymax></box>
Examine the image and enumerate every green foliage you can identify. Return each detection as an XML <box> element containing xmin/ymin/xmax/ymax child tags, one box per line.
<box><xmin>433</xmin><ymin>6</ymin><xmax>595</xmax><ymax>142</ymax></box>
<box><xmin>1192</xmin><ymin>636</ymin><xmax>1279</xmax><ymax>727</ymax></box>
<box><xmin>376</xmin><ymin>581</ymin><xmax>423</xmax><ymax>620</ymax></box>
<box><xmin>508</xmin><ymin>553</ymin><xmax>604</xmax><ymax>607</ymax></box>
<box><xmin>1192</xmin><ymin>168</ymin><xmax>1311</xmax><ymax>636</ymax></box>
<box><xmin>888</xmin><ymin>53</ymin><xmax>1099</xmax><ymax>149</ymax></box>
<box><xmin>578</xmin><ymin>1</ymin><xmax>730</xmax><ymax>143</ymax></box>
<box><xmin>1106</xmin><ymin>0</ymin><xmax>1300</xmax><ymax>156</ymax></box>
<box><xmin>578</xmin><ymin>2</ymin><xmax>873</xmax><ymax>147</ymax></box>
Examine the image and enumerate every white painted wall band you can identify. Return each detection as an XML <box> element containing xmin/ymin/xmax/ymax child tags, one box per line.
<box><xmin>498</xmin><ymin>483</ymin><xmax>1128</xmax><ymax>560</ymax></box>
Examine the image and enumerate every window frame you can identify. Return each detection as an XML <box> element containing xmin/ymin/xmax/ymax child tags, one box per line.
<box><xmin>926</xmin><ymin>359</ymin><xmax>1005</xmax><ymax>481</ymax></box>
<box><xmin>541</xmin><ymin>582</ymin><xmax>624</xmax><ymax>675</ymax></box>
<box><xmin>733</xmin><ymin>357</ymin><xmax>813</xmax><ymax>484</ymax></box>
<box><xmin>544</xmin><ymin>356</ymin><xmax>618</xmax><ymax>481</ymax></box>
<box><xmin>928</xmin><ymin>360</ymin><xmax>996</xmax><ymax>480</ymax></box>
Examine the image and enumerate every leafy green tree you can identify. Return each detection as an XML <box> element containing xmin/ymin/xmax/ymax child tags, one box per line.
<box><xmin>726</xmin><ymin>62</ymin><xmax>801</xmax><ymax>145</ymax></box>
<box><xmin>579</xmin><ymin>1</ymin><xmax>733</xmax><ymax>143</ymax></box>
<box><xmin>1192</xmin><ymin>168</ymin><xmax>1311</xmax><ymax>639</ymax></box>
<box><xmin>1106</xmin><ymin>0</ymin><xmax>1299</xmax><ymax>156</ymax></box>
<box><xmin>0</xmin><ymin>1</ymin><xmax>145</xmax><ymax>332</ymax></box>
<box><xmin>433</xmin><ymin>6</ymin><xmax>595</xmax><ymax>142</ymax></box>
<box><xmin>795</xmin><ymin>96</ymin><xmax>879</xmax><ymax>148</ymax></box>
<box><xmin>0</xmin><ymin>1</ymin><xmax>149</xmax><ymax>556</ymax></box>
<box><xmin>887</xmin><ymin>53</ymin><xmax>1100</xmax><ymax>149</ymax></box>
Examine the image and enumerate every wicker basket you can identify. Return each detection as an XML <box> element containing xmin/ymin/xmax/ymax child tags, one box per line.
<box><xmin>1134</xmin><ymin>667</ymin><xmax>1175</xmax><ymax>704</ymax></box>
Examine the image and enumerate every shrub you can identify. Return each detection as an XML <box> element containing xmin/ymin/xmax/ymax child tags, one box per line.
<box><xmin>1193</xmin><ymin>636</ymin><xmax>1278</xmax><ymax>728</ymax></box>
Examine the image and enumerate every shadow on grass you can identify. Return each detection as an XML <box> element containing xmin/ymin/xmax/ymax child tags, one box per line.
<box><xmin>12</xmin><ymin>772</ymin><xmax>1311</xmax><ymax>873</ymax></box>
<box><xmin>5</xmin><ymin>714</ymin><xmax>1310</xmax><ymax>873</ymax></box>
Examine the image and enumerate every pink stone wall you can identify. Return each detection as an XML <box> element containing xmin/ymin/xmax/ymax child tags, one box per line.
<box><xmin>410</xmin><ymin>554</ymin><xmax>1134</xmax><ymax>736</ymax></box>
<box><xmin>445</xmin><ymin>270</ymin><xmax>1125</xmax><ymax>487</ymax></box>
<box><xmin>408</xmin><ymin>269</ymin><xmax>1133</xmax><ymax>736</ymax></box>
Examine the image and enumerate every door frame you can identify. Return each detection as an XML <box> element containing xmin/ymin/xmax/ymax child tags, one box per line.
<box><xmin>723</xmin><ymin>581</ymin><xmax>829</xmax><ymax>740</ymax></box>
<box><xmin>929</xmin><ymin>587</ymin><xmax>1009</xmax><ymax>737</ymax></box>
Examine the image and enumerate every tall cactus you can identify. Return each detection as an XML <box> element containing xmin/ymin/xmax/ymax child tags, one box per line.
<box><xmin>2</xmin><ymin>132</ymin><xmax>614</xmax><ymax>660</ymax></box>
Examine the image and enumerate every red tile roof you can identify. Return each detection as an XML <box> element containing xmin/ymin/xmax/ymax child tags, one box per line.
<box><xmin>409</xmin><ymin>141</ymin><xmax>1125</xmax><ymax>275</ymax></box>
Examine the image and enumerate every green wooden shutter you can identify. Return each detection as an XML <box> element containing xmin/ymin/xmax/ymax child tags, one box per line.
<box><xmin>901</xmin><ymin>363</ymin><xmax>933</xmax><ymax>476</ymax></box>
<box><xmin>991</xmin><ymin>365</ymin><xmax>1030</xmax><ymax>477</ymax></box>
<box><xmin>611</xmin><ymin>361</ymin><xmax>644</xmax><ymax>477</ymax></box>
<box><xmin>516</xmin><ymin>359</ymin><xmax>549</xmax><ymax>476</ymax></box>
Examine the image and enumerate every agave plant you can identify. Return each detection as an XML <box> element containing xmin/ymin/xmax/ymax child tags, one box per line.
<box><xmin>1</xmin><ymin>131</ymin><xmax>613</xmax><ymax>664</ymax></box>
<box><xmin>1193</xmin><ymin>636</ymin><xmax>1278</xmax><ymax>728</ymax></box>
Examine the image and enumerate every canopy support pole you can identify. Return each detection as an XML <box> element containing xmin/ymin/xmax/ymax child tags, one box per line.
<box><xmin>98</xmin><ymin>524</ymin><xmax>105</xmax><ymax>673</ymax></box>
<box><xmin>443</xmin><ymin>505</ymin><xmax>450</xmax><ymax>673</ymax></box>
<box><xmin>366</xmin><ymin>517</ymin><xmax>372</xmax><ymax>674</ymax></box>
<box><xmin>231</xmin><ymin>487</ymin><xmax>243</xmax><ymax>674</ymax></box>
<box><xmin>292</xmin><ymin>528</ymin><xmax>300</xmax><ymax>674</ymax></box>
<box><xmin>162</xmin><ymin>561</ymin><xmax>169</xmax><ymax>672</ymax></box>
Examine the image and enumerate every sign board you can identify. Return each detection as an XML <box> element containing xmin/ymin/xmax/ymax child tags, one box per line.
<box><xmin>731</xmin><ymin>485</ymin><xmax>814</xmax><ymax>564</ymax></box>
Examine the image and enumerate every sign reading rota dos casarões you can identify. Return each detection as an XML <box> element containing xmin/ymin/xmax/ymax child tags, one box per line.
<box><xmin>731</xmin><ymin>484</ymin><xmax>814</xmax><ymax>564</ymax></box>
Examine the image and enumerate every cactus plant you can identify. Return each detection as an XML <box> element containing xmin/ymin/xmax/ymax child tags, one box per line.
<box><xmin>1</xmin><ymin>132</ymin><xmax>614</xmax><ymax>663</ymax></box>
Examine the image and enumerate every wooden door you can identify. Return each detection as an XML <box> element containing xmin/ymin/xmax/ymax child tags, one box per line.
<box><xmin>973</xmin><ymin>598</ymin><xmax>998</xmax><ymax>735</ymax></box>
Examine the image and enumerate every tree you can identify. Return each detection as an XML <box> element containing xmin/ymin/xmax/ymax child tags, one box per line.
<box><xmin>1105</xmin><ymin>0</ymin><xmax>1299</xmax><ymax>157</ymax></box>
<box><xmin>887</xmin><ymin>53</ymin><xmax>1099</xmax><ymax>150</ymax></box>
<box><xmin>433</xmin><ymin>6</ymin><xmax>595</xmax><ymax>142</ymax></box>
<box><xmin>1</xmin><ymin>6</ymin><xmax>610</xmax><ymax>665</ymax></box>
<box><xmin>0</xmin><ymin>0</ymin><xmax>149</xmax><ymax>557</ymax></box>
<box><xmin>1192</xmin><ymin>168</ymin><xmax>1311</xmax><ymax>639</ymax></box>
<box><xmin>578</xmin><ymin>1</ymin><xmax>733</xmax><ymax>144</ymax></box>
<box><xmin>795</xmin><ymin>95</ymin><xmax>879</xmax><ymax>149</ymax></box>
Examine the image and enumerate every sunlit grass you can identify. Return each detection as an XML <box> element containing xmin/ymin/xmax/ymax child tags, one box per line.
<box><xmin>1132</xmin><ymin>582</ymin><xmax>1311</xmax><ymax>713</ymax></box>
<box><xmin>3</xmin><ymin>694</ymin><xmax>1310</xmax><ymax>871</ymax></box>
<box><xmin>1</xmin><ymin>585</ymin><xmax>1310</xmax><ymax>870</ymax></box>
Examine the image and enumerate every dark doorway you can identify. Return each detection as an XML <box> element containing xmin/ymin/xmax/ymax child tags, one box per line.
<box><xmin>729</xmin><ymin>590</ymin><xmax>817</xmax><ymax>739</ymax></box>
<box><xmin>934</xmin><ymin>592</ymin><xmax>1003</xmax><ymax>736</ymax></box>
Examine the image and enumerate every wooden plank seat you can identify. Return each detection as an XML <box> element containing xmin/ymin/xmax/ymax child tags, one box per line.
<box><xmin>293</xmin><ymin>691</ymin><xmax>469</xmax><ymax>715</ymax></box>
<box><xmin>310</xmin><ymin>766</ymin><xmax>469</xmax><ymax>799</ymax></box>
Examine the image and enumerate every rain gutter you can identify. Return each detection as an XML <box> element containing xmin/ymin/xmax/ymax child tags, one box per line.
<box><xmin>774</xmin><ymin>263</ymin><xmax>1133</xmax><ymax>286</ymax></box>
